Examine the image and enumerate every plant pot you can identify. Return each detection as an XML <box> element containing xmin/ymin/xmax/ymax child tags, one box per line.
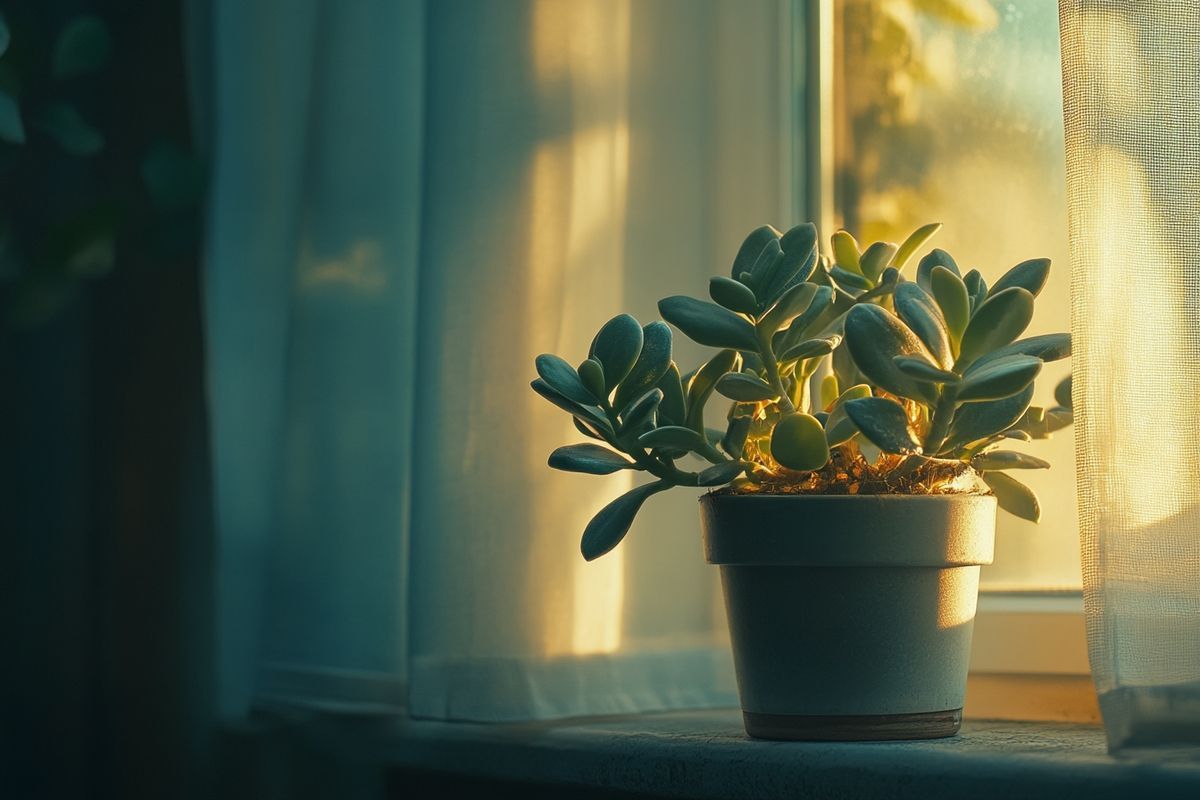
<box><xmin>700</xmin><ymin>493</ymin><xmax>996</xmax><ymax>742</ymax></box>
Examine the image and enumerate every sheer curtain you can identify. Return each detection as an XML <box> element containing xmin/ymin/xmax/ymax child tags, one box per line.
<box><xmin>1060</xmin><ymin>0</ymin><xmax>1200</xmax><ymax>750</ymax></box>
<box><xmin>203</xmin><ymin>0</ymin><xmax>793</xmax><ymax>721</ymax></box>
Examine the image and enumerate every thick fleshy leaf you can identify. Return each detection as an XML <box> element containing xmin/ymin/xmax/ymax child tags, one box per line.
<box><xmin>774</xmin><ymin>285</ymin><xmax>835</xmax><ymax>350</ymax></box>
<box><xmin>844</xmin><ymin>397</ymin><xmax>923</xmax><ymax>454</ymax></box>
<box><xmin>53</xmin><ymin>15</ymin><xmax>112</xmax><ymax>78</ymax></box>
<box><xmin>709</xmin><ymin>275</ymin><xmax>759</xmax><ymax>314</ymax></box>
<box><xmin>860</xmin><ymin>241</ymin><xmax>898</xmax><ymax>282</ymax></box>
<box><xmin>930</xmin><ymin>266</ymin><xmax>970</xmax><ymax>346</ymax></box>
<box><xmin>844</xmin><ymin>304</ymin><xmax>939</xmax><ymax>405</ymax></box>
<box><xmin>530</xmin><ymin>379</ymin><xmax>611</xmax><ymax>432</ymax></box>
<box><xmin>824</xmin><ymin>384</ymin><xmax>872</xmax><ymax>446</ymax></box>
<box><xmin>940</xmin><ymin>383</ymin><xmax>1035</xmax><ymax>454</ymax></box>
<box><xmin>819</xmin><ymin>374</ymin><xmax>840</xmax><ymax>411</ymax></box>
<box><xmin>762</xmin><ymin>223</ymin><xmax>818</xmax><ymax>301</ymax></box>
<box><xmin>771</xmin><ymin>412</ymin><xmax>831</xmax><ymax>471</ymax></box>
<box><xmin>697</xmin><ymin>460</ymin><xmax>746</xmax><ymax>487</ymax></box>
<box><xmin>731</xmin><ymin>225</ymin><xmax>780</xmax><ymax>282</ymax></box>
<box><xmin>619</xmin><ymin>388</ymin><xmax>663</xmax><ymax>434</ymax></box>
<box><xmin>963</xmin><ymin>269</ymin><xmax>989</xmax><ymax>313</ymax></box>
<box><xmin>759</xmin><ymin>282</ymin><xmax>818</xmax><ymax>335</ymax></box>
<box><xmin>722</xmin><ymin>416</ymin><xmax>752</xmax><ymax>458</ymax></box>
<box><xmin>591</xmin><ymin>314</ymin><xmax>644</xmax><ymax>391</ymax></box>
<box><xmin>658</xmin><ymin>296</ymin><xmax>758</xmax><ymax>350</ymax></box>
<box><xmin>655</xmin><ymin>363</ymin><xmax>687</xmax><ymax>426</ymax></box>
<box><xmin>1014</xmin><ymin>406</ymin><xmax>1073</xmax><ymax>439</ymax></box>
<box><xmin>971</xmin><ymin>333</ymin><xmax>1071</xmax><ymax>371</ymax></box>
<box><xmin>639</xmin><ymin>425</ymin><xmax>708</xmax><ymax>453</ymax></box>
<box><xmin>855</xmin><ymin>267</ymin><xmax>901</xmax><ymax>303</ymax></box>
<box><xmin>893</xmin><ymin>222</ymin><xmax>942</xmax><ymax>272</ymax></box>
<box><xmin>957</xmin><ymin>287</ymin><xmax>1034</xmax><ymax>368</ymax></box>
<box><xmin>748</xmin><ymin>237</ymin><xmax>784</xmax><ymax>294</ymax></box>
<box><xmin>574</xmin><ymin>416</ymin><xmax>606</xmax><ymax>440</ymax></box>
<box><xmin>958</xmin><ymin>354</ymin><xmax>1042</xmax><ymax>402</ymax></box>
<box><xmin>991</xmin><ymin>258</ymin><xmax>1051</xmax><ymax>297</ymax></box>
<box><xmin>549</xmin><ymin>443</ymin><xmax>635</xmax><ymax>474</ymax></box>
<box><xmin>715</xmin><ymin>372</ymin><xmax>778</xmax><ymax>402</ymax></box>
<box><xmin>685</xmin><ymin>349</ymin><xmax>741</xmax><ymax>431</ymax></box>
<box><xmin>581</xmin><ymin>481</ymin><xmax>671</xmax><ymax>561</ymax></box>
<box><xmin>0</xmin><ymin>91</ymin><xmax>25</xmax><ymax>145</ymax></box>
<box><xmin>971</xmin><ymin>450</ymin><xmax>1050</xmax><ymax>471</ymax></box>
<box><xmin>615</xmin><ymin>321</ymin><xmax>673</xmax><ymax>410</ymax></box>
<box><xmin>894</xmin><ymin>282</ymin><xmax>953</xmax><ymax>367</ymax></box>
<box><xmin>780</xmin><ymin>334</ymin><xmax>841</xmax><ymax>363</ymax></box>
<box><xmin>578</xmin><ymin>358</ymin><xmax>606</xmax><ymax>400</ymax></box>
<box><xmin>916</xmin><ymin>248</ymin><xmax>960</xmax><ymax>291</ymax></box>
<box><xmin>982</xmin><ymin>471</ymin><xmax>1041</xmax><ymax>523</ymax></box>
<box><xmin>831</xmin><ymin>230</ymin><xmax>862</xmax><ymax>274</ymax></box>
<box><xmin>893</xmin><ymin>354</ymin><xmax>960</xmax><ymax>384</ymax></box>
<box><xmin>536</xmin><ymin>354</ymin><xmax>598</xmax><ymax>405</ymax></box>
<box><xmin>830</xmin><ymin>265</ymin><xmax>873</xmax><ymax>292</ymax></box>
<box><xmin>1055</xmin><ymin>375</ymin><xmax>1073</xmax><ymax>409</ymax></box>
<box><xmin>1002</xmin><ymin>429</ymin><xmax>1033</xmax><ymax>442</ymax></box>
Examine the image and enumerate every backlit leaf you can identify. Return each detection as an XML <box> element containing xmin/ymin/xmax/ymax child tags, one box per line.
<box><xmin>715</xmin><ymin>372</ymin><xmax>778</xmax><ymax>402</ymax></box>
<box><xmin>591</xmin><ymin>313</ymin><xmax>644</xmax><ymax>391</ymax></box>
<box><xmin>894</xmin><ymin>282</ymin><xmax>953</xmax><ymax>367</ymax></box>
<box><xmin>958</xmin><ymin>354</ymin><xmax>1042</xmax><ymax>402</ymax></box>
<box><xmin>844</xmin><ymin>303</ymin><xmax>939</xmax><ymax>405</ymax></box>
<box><xmin>659</xmin><ymin>295</ymin><xmax>758</xmax><ymax>350</ymax></box>
<box><xmin>697</xmin><ymin>460</ymin><xmax>746</xmax><ymax>487</ymax></box>
<box><xmin>893</xmin><ymin>222</ymin><xmax>942</xmax><ymax>272</ymax></box>
<box><xmin>957</xmin><ymin>287</ymin><xmax>1034</xmax><ymax>369</ymax></box>
<box><xmin>990</xmin><ymin>258</ymin><xmax>1051</xmax><ymax>298</ymax></box>
<box><xmin>844</xmin><ymin>397</ymin><xmax>922</xmax><ymax>454</ymax></box>
<box><xmin>771</xmin><ymin>412</ymin><xmax>831</xmax><ymax>471</ymax></box>
<box><xmin>615</xmin><ymin>321</ymin><xmax>673</xmax><ymax>410</ymax></box>
<box><xmin>860</xmin><ymin>241</ymin><xmax>898</xmax><ymax>282</ymax></box>
<box><xmin>971</xmin><ymin>450</ymin><xmax>1050</xmax><ymax>471</ymax></box>
<box><xmin>549</xmin><ymin>444</ymin><xmax>635</xmax><ymax>474</ymax></box>
<box><xmin>981</xmin><ymin>471</ymin><xmax>1041</xmax><ymax>523</ymax></box>
<box><xmin>831</xmin><ymin>230</ymin><xmax>862</xmax><ymax>274</ymax></box>
<box><xmin>916</xmin><ymin>248</ymin><xmax>960</xmax><ymax>291</ymax></box>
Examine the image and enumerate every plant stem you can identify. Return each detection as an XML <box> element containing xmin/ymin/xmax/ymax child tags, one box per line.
<box><xmin>924</xmin><ymin>387</ymin><xmax>959</xmax><ymax>454</ymax></box>
<box><xmin>757</xmin><ymin>328</ymin><xmax>796</xmax><ymax>414</ymax></box>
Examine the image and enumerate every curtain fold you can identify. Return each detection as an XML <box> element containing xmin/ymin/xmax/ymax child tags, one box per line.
<box><xmin>204</xmin><ymin>0</ymin><xmax>793</xmax><ymax>721</ymax></box>
<box><xmin>1060</xmin><ymin>0</ymin><xmax>1200</xmax><ymax>751</ymax></box>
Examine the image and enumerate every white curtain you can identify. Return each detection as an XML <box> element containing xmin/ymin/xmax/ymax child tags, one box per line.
<box><xmin>204</xmin><ymin>0</ymin><xmax>792</xmax><ymax>720</ymax></box>
<box><xmin>1060</xmin><ymin>0</ymin><xmax>1200</xmax><ymax>750</ymax></box>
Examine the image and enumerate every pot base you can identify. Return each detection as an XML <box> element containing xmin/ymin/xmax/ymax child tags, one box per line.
<box><xmin>743</xmin><ymin>708</ymin><xmax>962</xmax><ymax>741</ymax></box>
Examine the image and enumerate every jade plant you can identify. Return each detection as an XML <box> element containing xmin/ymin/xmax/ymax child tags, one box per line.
<box><xmin>532</xmin><ymin>222</ymin><xmax>1072</xmax><ymax>560</ymax></box>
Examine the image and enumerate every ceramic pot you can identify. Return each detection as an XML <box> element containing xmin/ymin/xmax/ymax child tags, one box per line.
<box><xmin>700</xmin><ymin>493</ymin><xmax>996</xmax><ymax>741</ymax></box>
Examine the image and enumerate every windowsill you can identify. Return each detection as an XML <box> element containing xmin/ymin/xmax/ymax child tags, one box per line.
<box><xmin>289</xmin><ymin>708</ymin><xmax>1200</xmax><ymax>799</ymax></box>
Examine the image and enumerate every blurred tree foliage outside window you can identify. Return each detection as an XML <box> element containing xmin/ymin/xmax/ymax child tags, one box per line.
<box><xmin>834</xmin><ymin>0</ymin><xmax>1079</xmax><ymax>589</ymax></box>
<box><xmin>0</xmin><ymin>5</ymin><xmax>203</xmax><ymax>329</ymax></box>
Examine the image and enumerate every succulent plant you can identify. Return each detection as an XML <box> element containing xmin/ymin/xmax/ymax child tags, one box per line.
<box><xmin>533</xmin><ymin>222</ymin><xmax>1072</xmax><ymax>560</ymax></box>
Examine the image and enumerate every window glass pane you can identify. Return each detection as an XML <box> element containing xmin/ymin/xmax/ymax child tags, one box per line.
<box><xmin>833</xmin><ymin>0</ymin><xmax>1078</xmax><ymax>589</ymax></box>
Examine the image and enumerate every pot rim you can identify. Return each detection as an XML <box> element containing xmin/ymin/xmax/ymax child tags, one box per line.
<box><xmin>699</xmin><ymin>492</ymin><xmax>996</xmax><ymax>567</ymax></box>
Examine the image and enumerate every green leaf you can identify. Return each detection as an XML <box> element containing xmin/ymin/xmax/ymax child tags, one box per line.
<box><xmin>763</xmin><ymin>223</ymin><xmax>818</xmax><ymax>301</ymax></box>
<box><xmin>591</xmin><ymin>313</ymin><xmax>644</xmax><ymax>391</ymax></box>
<box><xmin>971</xmin><ymin>450</ymin><xmax>1050</xmax><ymax>471</ymax></box>
<box><xmin>770</xmin><ymin>412</ymin><xmax>831</xmax><ymax>471</ymax></box>
<box><xmin>1055</xmin><ymin>375</ymin><xmax>1073</xmax><ymax>409</ymax></box>
<box><xmin>639</xmin><ymin>425</ymin><xmax>708</xmax><ymax>453</ymax></box>
<box><xmin>578</xmin><ymin>358</ymin><xmax>606</xmax><ymax>400</ymax></box>
<box><xmin>831</xmin><ymin>230</ymin><xmax>862</xmax><ymax>274</ymax></box>
<box><xmin>715</xmin><ymin>372</ymin><xmax>778</xmax><ymax>402</ymax></box>
<box><xmin>536</xmin><ymin>354</ymin><xmax>598</xmax><ymax>405</ymax></box>
<box><xmin>830</xmin><ymin>265</ymin><xmax>874</xmax><ymax>292</ymax></box>
<box><xmin>655</xmin><ymin>363</ymin><xmax>687</xmax><ymax>426</ymax></box>
<box><xmin>819</xmin><ymin>374</ymin><xmax>840</xmax><ymax>410</ymax></box>
<box><xmin>780</xmin><ymin>334</ymin><xmax>841</xmax><ymax>363</ymax></box>
<box><xmin>0</xmin><ymin>90</ymin><xmax>25</xmax><ymax>144</ymax></box>
<box><xmin>722</xmin><ymin>416</ymin><xmax>752</xmax><ymax>458</ymax></box>
<box><xmin>574</xmin><ymin>416</ymin><xmax>606</xmax><ymax>440</ymax></box>
<box><xmin>748</xmin><ymin>237</ymin><xmax>784</xmax><ymax>295</ymax></box>
<box><xmin>893</xmin><ymin>222</ymin><xmax>942</xmax><ymax>272</ymax></box>
<box><xmin>958</xmin><ymin>354</ymin><xmax>1042</xmax><ymax>402</ymax></box>
<box><xmin>957</xmin><ymin>287</ymin><xmax>1034</xmax><ymax>369</ymax></box>
<box><xmin>619</xmin><ymin>388</ymin><xmax>663</xmax><ymax>434</ymax></box>
<box><xmin>1014</xmin><ymin>405</ymin><xmax>1073</xmax><ymax>439</ymax></box>
<box><xmin>52</xmin><ymin>15</ymin><xmax>112</xmax><ymax>78</ymax></box>
<box><xmin>685</xmin><ymin>349</ymin><xmax>740</xmax><ymax>431</ymax></box>
<box><xmin>855</xmin><ymin>267</ymin><xmax>901</xmax><ymax>303</ymax></box>
<box><xmin>759</xmin><ymin>282</ymin><xmax>819</xmax><ymax>336</ymax></box>
<box><xmin>658</xmin><ymin>295</ymin><xmax>757</xmax><ymax>350</ymax></box>
<box><xmin>844</xmin><ymin>304</ymin><xmax>939</xmax><ymax>405</ymax></box>
<box><xmin>581</xmin><ymin>481</ymin><xmax>671</xmax><ymax>560</ymax></box>
<box><xmin>709</xmin><ymin>275</ymin><xmax>759</xmax><ymax>314</ymax></box>
<box><xmin>697</xmin><ymin>460</ymin><xmax>745</xmax><ymax>486</ymax></box>
<box><xmin>615</xmin><ymin>321</ymin><xmax>673</xmax><ymax>410</ymax></box>
<box><xmin>963</xmin><ymin>269</ymin><xmax>988</xmax><ymax>313</ymax></box>
<box><xmin>892</xmin><ymin>354</ymin><xmax>960</xmax><ymax>384</ymax></box>
<box><xmin>930</xmin><ymin>266</ymin><xmax>970</xmax><ymax>347</ymax></box>
<box><xmin>971</xmin><ymin>333</ymin><xmax>1071</xmax><ymax>371</ymax></box>
<box><xmin>33</xmin><ymin>103</ymin><xmax>104</xmax><ymax>156</ymax></box>
<box><xmin>530</xmin><ymin>379</ymin><xmax>611</xmax><ymax>433</ymax></box>
<box><xmin>731</xmin><ymin>225</ymin><xmax>780</xmax><ymax>282</ymax></box>
<box><xmin>774</xmin><ymin>285</ymin><xmax>835</xmax><ymax>349</ymax></box>
<box><xmin>844</xmin><ymin>397</ymin><xmax>923</xmax><ymax>454</ymax></box>
<box><xmin>824</xmin><ymin>383</ymin><xmax>872</xmax><ymax>446</ymax></box>
<box><xmin>940</xmin><ymin>384</ymin><xmax>1035</xmax><ymax>454</ymax></box>
<box><xmin>916</xmin><ymin>248</ymin><xmax>960</xmax><ymax>291</ymax></box>
<box><xmin>549</xmin><ymin>443</ymin><xmax>635</xmax><ymax>474</ymax></box>
<box><xmin>990</xmin><ymin>258</ymin><xmax>1051</xmax><ymax>297</ymax></box>
<box><xmin>981</xmin><ymin>471</ymin><xmax>1041</xmax><ymax>523</ymax></box>
<box><xmin>860</xmin><ymin>241</ymin><xmax>898</xmax><ymax>282</ymax></box>
<box><xmin>893</xmin><ymin>282</ymin><xmax>953</xmax><ymax>367</ymax></box>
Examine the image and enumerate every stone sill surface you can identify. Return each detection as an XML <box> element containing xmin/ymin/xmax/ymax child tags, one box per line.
<box><xmin>363</xmin><ymin>708</ymin><xmax>1200</xmax><ymax>800</ymax></box>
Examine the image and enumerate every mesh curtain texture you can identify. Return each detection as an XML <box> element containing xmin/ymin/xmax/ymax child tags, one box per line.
<box><xmin>1060</xmin><ymin>0</ymin><xmax>1200</xmax><ymax>751</ymax></box>
<box><xmin>203</xmin><ymin>0</ymin><xmax>792</xmax><ymax>721</ymax></box>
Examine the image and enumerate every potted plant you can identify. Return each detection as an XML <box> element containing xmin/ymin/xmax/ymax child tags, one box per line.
<box><xmin>531</xmin><ymin>221</ymin><xmax>1072</xmax><ymax>741</ymax></box>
